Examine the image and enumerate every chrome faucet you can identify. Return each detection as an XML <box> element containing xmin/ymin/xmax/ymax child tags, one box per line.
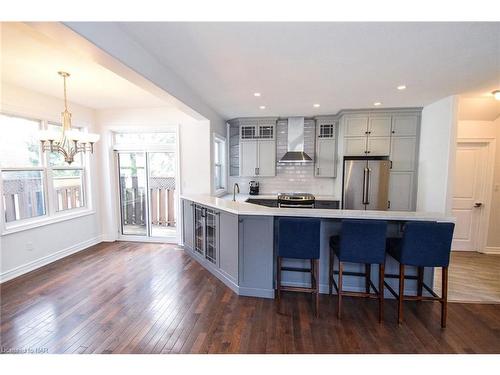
<box><xmin>233</xmin><ymin>183</ymin><xmax>240</xmax><ymax>201</ymax></box>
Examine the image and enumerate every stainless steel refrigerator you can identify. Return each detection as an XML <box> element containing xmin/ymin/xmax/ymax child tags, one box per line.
<box><xmin>342</xmin><ymin>158</ymin><xmax>391</xmax><ymax>210</ymax></box>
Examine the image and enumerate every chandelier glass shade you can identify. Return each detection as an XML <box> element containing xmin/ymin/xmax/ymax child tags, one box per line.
<box><xmin>38</xmin><ymin>71</ymin><xmax>100</xmax><ymax>165</ymax></box>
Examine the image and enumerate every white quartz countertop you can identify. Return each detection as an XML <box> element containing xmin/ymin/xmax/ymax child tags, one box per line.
<box><xmin>181</xmin><ymin>194</ymin><xmax>455</xmax><ymax>222</ymax></box>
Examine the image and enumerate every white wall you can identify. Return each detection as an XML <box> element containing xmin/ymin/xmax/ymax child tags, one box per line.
<box><xmin>95</xmin><ymin>107</ymin><xmax>211</xmax><ymax>241</ymax></box>
<box><xmin>417</xmin><ymin>95</ymin><xmax>458</xmax><ymax>214</ymax></box>
<box><xmin>0</xmin><ymin>82</ymin><xmax>102</xmax><ymax>281</ymax></box>
<box><xmin>62</xmin><ymin>22</ymin><xmax>228</xmax><ymax>195</ymax></box>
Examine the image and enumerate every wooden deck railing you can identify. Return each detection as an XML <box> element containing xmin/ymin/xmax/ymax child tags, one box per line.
<box><xmin>120</xmin><ymin>176</ymin><xmax>176</xmax><ymax>228</ymax></box>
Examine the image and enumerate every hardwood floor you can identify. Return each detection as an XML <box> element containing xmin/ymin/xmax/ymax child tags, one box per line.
<box><xmin>1</xmin><ymin>242</ymin><xmax>499</xmax><ymax>354</ymax></box>
<box><xmin>434</xmin><ymin>251</ymin><xmax>500</xmax><ymax>303</ymax></box>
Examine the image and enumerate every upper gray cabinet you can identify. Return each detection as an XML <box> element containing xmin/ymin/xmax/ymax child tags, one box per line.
<box><xmin>344</xmin><ymin>115</ymin><xmax>369</xmax><ymax>137</ymax></box>
<box><xmin>343</xmin><ymin>114</ymin><xmax>391</xmax><ymax>156</ymax></box>
<box><xmin>230</xmin><ymin>118</ymin><xmax>277</xmax><ymax>177</ymax></box>
<box><xmin>391</xmin><ymin>114</ymin><xmax>419</xmax><ymax>136</ymax></box>
<box><xmin>315</xmin><ymin>118</ymin><xmax>338</xmax><ymax>177</ymax></box>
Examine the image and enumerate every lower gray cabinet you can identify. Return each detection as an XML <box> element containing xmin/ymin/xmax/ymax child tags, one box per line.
<box><xmin>238</xmin><ymin>216</ymin><xmax>274</xmax><ymax>292</ymax></box>
<box><xmin>182</xmin><ymin>199</ymin><xmax>194</xmax><ymax>251</ymax></box>
<box><xmin>218</xmin><ymin>211</ymin><xmax>239</xmax><ymax>283</ymax></box>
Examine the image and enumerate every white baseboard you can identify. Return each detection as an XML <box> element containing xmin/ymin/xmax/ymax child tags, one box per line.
<box><xmin>482</xmin><ymin>246</ymin><xmax>500</xmax><ymax>255</ymax></box>
<box><xmin>0</xmin><ymin>235</ymin><xmax>103</xmax><ymax>283</ymax></box>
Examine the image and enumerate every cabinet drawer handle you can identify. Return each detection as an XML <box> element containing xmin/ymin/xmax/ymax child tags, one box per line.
<box><xmin>317</xmin><ymin>167</ymin><xmax>320</xmax><ymax>175</ymax></box>
<box><xmin>392</xmin><ymin>130</ymin><xmax>395</xmax><ymax>134</ymax></box>
<box><xmin>366</xmin><ymin>150</ymin><xmax>371</xmax><ymax>154</ymax></box>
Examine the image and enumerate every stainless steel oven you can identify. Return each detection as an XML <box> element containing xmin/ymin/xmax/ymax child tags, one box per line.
<box><xmin>277</xmin><ymin>193</ymin><xmax>315</xmax><ymax>208</ymax></box>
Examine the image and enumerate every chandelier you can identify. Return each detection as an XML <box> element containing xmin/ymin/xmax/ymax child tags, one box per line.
<box><xmin>38</xmin><ymin>71</ymin><xmax>99</xmax><ymax>165</ymax></box>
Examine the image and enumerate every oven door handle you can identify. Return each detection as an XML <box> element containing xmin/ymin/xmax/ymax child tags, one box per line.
<box><xmin>278</xmin><ymin>203</ymin><xmax>315</xmax><ymax>208</ymax></box>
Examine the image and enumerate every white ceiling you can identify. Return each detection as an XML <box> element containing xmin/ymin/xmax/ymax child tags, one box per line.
<box><xmin>1</xmin><ymin>23</ymin><xmax>168</xmax><ymax>109</ymax></box>
<box><xmin>120</xmin><ymin>22</ymin><xmax>500</xmax><ymax>119</ymax></box>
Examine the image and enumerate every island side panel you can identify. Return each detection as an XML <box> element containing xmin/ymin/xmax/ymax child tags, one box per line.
<box><xmin>238</xmin><ymin>215</ymin><xmax>275</xmax><ymax>298</ymax></box>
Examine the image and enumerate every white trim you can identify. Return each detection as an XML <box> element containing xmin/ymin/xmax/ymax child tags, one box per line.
<box><xmin>456</xmin><ymin>138</ymin><xmax>496</xmax><ymax>253</ymax></box>
<box><xmin>0</xmin><ymin>235</ymin><xmax>103</xmax><ymax>283</ymax></box>
<box><xmin>1</xmin><ymin>209</ymin><xmax>96</xmax><ymax>236</ymax></box>
<box><xmin>482</xmin><ymin>246</ymin><xmax>500</xmax><ymax>255</ymax></box>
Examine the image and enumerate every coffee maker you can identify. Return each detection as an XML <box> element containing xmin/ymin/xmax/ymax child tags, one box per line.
<box><xmin>249</xmin><ymin>181</ymin><xmax>259</xmax><ymax>195</ymax></box>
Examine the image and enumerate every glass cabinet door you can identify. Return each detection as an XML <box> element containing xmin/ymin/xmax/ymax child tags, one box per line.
<box><xmin>194</xmin><ymin>205</ymin><xmax>205</xmax><ymax>256</ymax></box>
<box><xmin>205</xmin><ymin>209</ymin><xmax>218</xmax><ymax>264</ymax></box>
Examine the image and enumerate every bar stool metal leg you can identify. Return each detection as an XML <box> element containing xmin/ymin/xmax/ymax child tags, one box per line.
<box><xmin>379</xmin><ymin>263</ymin><xmax>385</xmax><ymax>323</ymax></box>
<box><xmin>337</xmin><ymin>261</ymin><xmax>343</xmax><ymax>319</ymax></box>
<box><xmin>441</xmin><ymin>266</ymin><xmax>448</xmax><ymax>328</ymax></box>
<box><xmin>398</xmin><ymin>264</ymin><xmax>405</xmax><ymax>325</ymax></box>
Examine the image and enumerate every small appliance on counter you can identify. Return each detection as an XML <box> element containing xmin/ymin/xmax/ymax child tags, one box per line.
<box><xmin>249</xmin><ymin>181</ymin><xmax>260</xmax><ymax>195</ymax></box>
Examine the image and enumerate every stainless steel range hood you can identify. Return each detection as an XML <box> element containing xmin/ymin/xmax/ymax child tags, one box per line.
<box><xmin>279</xmin><ymin>117</ymin><xmax>313</xmax><ymax>163</ymax></box>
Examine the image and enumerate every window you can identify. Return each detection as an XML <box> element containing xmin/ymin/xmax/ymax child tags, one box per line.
<box><xmin>213</xmin><ymin>135</ymin><xmax>226</xmax><ymax>192</ymax></box>
<box><xmin>114</xmin><ymin>132</ymin><xmax>176</xmax><ymax>146</ymax></box>
<box><xmin>0</xmin><ymin>113</ymin><xmax>90</xmax><ymax>230</ymax></box>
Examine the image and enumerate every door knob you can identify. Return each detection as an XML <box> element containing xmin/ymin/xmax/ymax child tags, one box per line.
<box><xmin>474</xmin><ymin>202</ymin><xmax>483</xmax><ymax>208</ymax></box>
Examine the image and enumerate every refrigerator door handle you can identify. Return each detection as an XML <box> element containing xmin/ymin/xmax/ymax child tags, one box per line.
<box><xmin>362</xmin><ymin>167</ymin><xmax>369</xmax><ymax>204</ymax></box>
<box><xmin>363</xmin><ymin>167</ymin><xmax>371</xmax><ymax>205</ymax></box>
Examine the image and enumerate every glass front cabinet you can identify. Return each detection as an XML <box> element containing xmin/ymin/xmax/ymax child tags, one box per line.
<box><xmin>192</xmin><ymin>204</ymin><xmax>219</xmax><ymax>265</ymax></box>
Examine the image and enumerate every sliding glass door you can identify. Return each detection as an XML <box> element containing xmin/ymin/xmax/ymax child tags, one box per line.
<box><xmin>118</xmin><ymin>152</ymin><xmax>148</xmax><ymax>236</ymax></box>
<box><xmin>117</xmin><ymin>151</ymin><xmax>177</xmax><ymax>240</ymax></box>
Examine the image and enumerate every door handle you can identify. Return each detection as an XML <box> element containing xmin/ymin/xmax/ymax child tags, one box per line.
<box><xmin>362</xmin><ymin>167</ymin><xmax>369</xmax><ymax>205</ymax></box>
<box><xmin>365</xmin><ymin>168</ymin><xmax>371</xmax><ymax>205</ymax></box>
<box><xmin>474</xmin><ymin>202</ymin><xmax>483</xmax><ymax>208</ymax></box>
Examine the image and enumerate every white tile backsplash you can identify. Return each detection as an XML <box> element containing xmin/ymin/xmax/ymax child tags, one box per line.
<box><xmin>228</xmin><ymin>119</ymin><xmax>340</xmax><ymax>196</ymax></box>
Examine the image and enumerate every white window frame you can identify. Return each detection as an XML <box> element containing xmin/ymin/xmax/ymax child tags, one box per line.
<box><xmin>213</xmin><ymin>134</ymin><xmax>227</xmax><ymax>196</ymax></box>
<box><xmin>0</xmin><ymin>114</ymin><xmax>94</xmax><ymax>235</ymax></box>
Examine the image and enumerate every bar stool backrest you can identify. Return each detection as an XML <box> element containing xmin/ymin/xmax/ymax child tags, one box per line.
<box><xmin>277</xmin><ymin>217</ymin><xmax>321</xmax><ymax>259</ymax></box>
<box><xmin>400</xmin><ymin>221</ymin><xmax>455</xmax><ymax>267</ymax></box>
<box><xmin>339</xmin><ymin>219</ymin><xmax>388</xmax><ymax>264</ymax></box>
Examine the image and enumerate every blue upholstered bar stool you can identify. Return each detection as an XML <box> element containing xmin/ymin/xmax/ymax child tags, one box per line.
<box><xmin>385</xmin><ymin>221</ymin><xmax>455</xmax><ymax>328</ymax></box>
<box><xmin>276</xmin><ymin>217</ymin><xmax>321</xmax><ymax>317</ymax></box>
<box><xmin>329</xmin><ymin>219</ymin><xmax>388</xmax><ymax>322</ymax></box>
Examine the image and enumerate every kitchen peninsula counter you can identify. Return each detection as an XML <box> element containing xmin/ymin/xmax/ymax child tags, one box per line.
<box><xmin>181</xmin><ymin>194</ymin><xmax>454</xmax><ymax>222</ymax></box>
<box><xmin>180</xmin><ymin>195</ymin><xmax>454</xmax><ymax>300</ymax></box>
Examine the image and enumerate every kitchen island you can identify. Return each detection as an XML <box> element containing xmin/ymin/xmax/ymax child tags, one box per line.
<box><xmin>180</xmin><ymin>194</ymin><xmax>454</xmax><ymax>299</ymax></box>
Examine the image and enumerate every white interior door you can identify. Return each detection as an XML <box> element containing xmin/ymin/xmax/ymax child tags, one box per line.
<box><xmin>451</xmin><ymin>142</ymin><xmax>488</xmax><ymax>251</ymax></box>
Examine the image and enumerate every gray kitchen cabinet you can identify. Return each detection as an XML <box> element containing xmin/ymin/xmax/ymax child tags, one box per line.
<box><xmin>238</xmin><ymin>215</ymin><xmax>274</xmax><ymax>294</ymax></box>
<box><xmin>367</xmin><ymin>136</ymin><xmax>391</xmax><ymax>156</ymax></box>
<box><xmin>343</xmin><ymin>114</ymin><xmax>391</xmax><ymax>156</ymax></box>
<box><xmin>315</xmin><ymin>138</ymin><xmax>337</xmax><ymax>177</ymax></box>
<box><xmin>368</xmin><ymin>115</ymin><xmax>392</xmax><ymax>137</ymax></box>
<box><xmin>344</xmin><ymin>115</ymin><xmax>369</xmax><ymax>137</ymax></box>
<box><xmin>344</xmin><ymin>137</ymin><xmax>368</xmax><ymax>156</ymax></box>
<box><xmin>391</xmin><ymin>114</ymin><xmax>419</xmax><ymax>136</ymax></box>
<box><xmin>239</xmin><ymin>139</ymin><xmax>276</xmax><ymax>177</ymax></box>
<box><xmin>182</xmin><ymin>199</ymin><xmax>194</xmax><ymax>251</ymax></box>
<box><xmin>388</xmin><ymin>171</ymin><xmax>415</xmax><ymax>211</ymax></box>
<box><xmin>314</xmin><ymin>119</ymin><xmax>338</xmax><ymax>177</ymax></box>
<box><xmin>257</xmin><ymin>140</ymin><xmax>276</xmax><ymax>176</ymax></box>
<box><xmin>390</xmin><ymin>136</ymin><xmax>417</xmax><ymax>171</ymax></box>
<box><xmin>218</xmin><ymin>211</ymin><xmax>239</xmax><ymax>283</ymax></box>
<box><xmin>240</xmin><ymin>140</ymin><xmax>258</xmax><ymax>177</ymax></box>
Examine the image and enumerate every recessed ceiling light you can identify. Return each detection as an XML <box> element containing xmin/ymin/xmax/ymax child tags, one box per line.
<box><xmin>397</xmin><ymin>85</ymin><xmax>407</xmax><ymax>90</ymax></box>
<box><xmin>254</xmin><ymin>92</ymin><xmax>261</xmax><ymax>97</ymax></box>
<box><xmin>492</xmin><ymin>90</ymin><xmax>500</xmax><ymax>101</ymax></box>
<box><xmin>373</xmin><ymin>102</ymin><xmax>382</xmax><ymax>106</ymax></box>
<box><xmin>259</xmin><ymin>105</ymin><xmax>266</xmax><ymax>110</ymax></box>
<box><xmin>313</xmin><ymin>104</ymin><xmax>320</xmax><ymax>108</ymax></box>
